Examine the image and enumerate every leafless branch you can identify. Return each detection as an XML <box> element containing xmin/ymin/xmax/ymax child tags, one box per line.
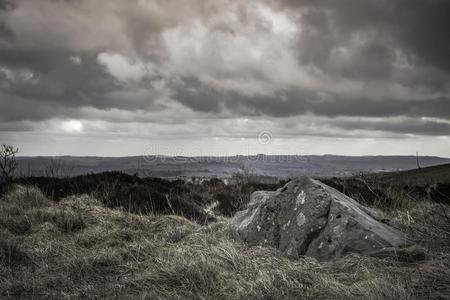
<box><xmin>0</xmin><ymin>144</ymin><xmax>19</xmax><ymax>182</ymax></box>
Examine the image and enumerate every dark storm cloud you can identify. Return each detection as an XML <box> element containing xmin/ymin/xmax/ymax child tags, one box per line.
<box><xmin>0</xmin><ymin>0</ymin><xmax>220</xmax><ymax>122</ymax></box>
<box><xmin>0</xmin><ymin>45</ymin><xmax>166</xmax><ymax>122</ymax></box>
<box><xmin>0</xmin><ymin>49</ymin><xmax>125</xmax><ymax>121</ymax></box>
<box><xmin>277</xmin><ymin>0</ymin><xmax>450</xmax><ymax>74</ymax></box>
<box><xmin>331</xmin><ymin>118</ymin><xmax>450</xmax><ymax>136</ymax></box>
<box><xmin>0</xmin><ymin>49</ymin><xmax>112</xmax><ymax>99</ymax></box>
<box><xmin>0</xmin><ymin>0</ymin><xmax>449</xmax><ymax>138</ymax></box>
<box><xmin>167</xmin><ymin>0</ymin><xmax>450</xmax><ymax>133</ymax></box>
<box><xmin>0</xmin><ymin>0</ymin><xmax>14</xmax><ymax>12</ymax></box>
<box><xmin>173</xmin><ymin>78</ymin><xmax>450</xmax><ymax>121</ymax></box>
<box><xmin>172</xmin><ymin>78</ymin><xmax>222</xmax><ymax>113</ymax></box>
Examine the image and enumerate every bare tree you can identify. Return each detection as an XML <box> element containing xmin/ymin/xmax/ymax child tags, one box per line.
<box><xmin>0</xmin><ymin>144</ymin><xmax>19</xmax><ymax>182</ymax></box>
<box><xmin>43</xmin><ymin>157</ymin><xmax>74</xmax><ymax>178</ymax></box>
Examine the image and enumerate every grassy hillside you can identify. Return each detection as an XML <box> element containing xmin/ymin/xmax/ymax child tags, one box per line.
<box><xmin>362</xmin><ymin>163</ymin><xmax>450</xmax><ymax>186</ymax></box>
<box><xmin>1</xmin><ymin>185</ymin><xmax>450</xmax><ymax>299</ymax></box>
<box><xmin>322</xmin><ymin>164</ymin><xmax>450</xmax><ymax>210</ymax></box>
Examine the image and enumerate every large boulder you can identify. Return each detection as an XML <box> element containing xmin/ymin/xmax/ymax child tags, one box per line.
<box><xmin>230</xmin><ymin>177</ymin><xmax>411</xmax><ymax>261</ymax></box>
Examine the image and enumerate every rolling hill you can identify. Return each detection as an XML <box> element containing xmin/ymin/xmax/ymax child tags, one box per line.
<box><xmin>14</xmin><ymin>155</ymin><xmax>450</xmax><ymax>178</ymax></box>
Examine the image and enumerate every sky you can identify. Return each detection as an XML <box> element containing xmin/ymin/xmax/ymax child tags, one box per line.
<box><xmin>0</xmin><ymin>0</ymin><xmax>449</xmax><ymax>157</ymax></box>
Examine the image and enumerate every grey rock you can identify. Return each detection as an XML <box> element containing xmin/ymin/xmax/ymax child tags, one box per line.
<box><xmin>229</xmin><ymin>177</ymin><xmax>411</xmax><ymax>261</ymax></box>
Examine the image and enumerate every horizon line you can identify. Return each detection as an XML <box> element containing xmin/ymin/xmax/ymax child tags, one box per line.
<box><xmin>16</xmin><ymin>154</ymin><xmax>450</xmax><ymax>159</ymax></box>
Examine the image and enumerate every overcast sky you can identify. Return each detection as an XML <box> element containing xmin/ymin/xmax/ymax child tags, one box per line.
<box><xmin>0</xmin><ymin>0</ymin><xmax>449</xmax><ymax>157</ymax></box>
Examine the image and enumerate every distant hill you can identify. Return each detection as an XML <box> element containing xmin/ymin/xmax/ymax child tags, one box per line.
<box><xmin>14</xmin><ymin>155</ymin><xmax>450</xmax><ymax>178</ymax></box>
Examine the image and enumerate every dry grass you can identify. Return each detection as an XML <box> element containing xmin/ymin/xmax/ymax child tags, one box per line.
<box><xmin>0</xmin><ymin>185</ymin><xmax>449</xmax><ymax>299</ymax></box>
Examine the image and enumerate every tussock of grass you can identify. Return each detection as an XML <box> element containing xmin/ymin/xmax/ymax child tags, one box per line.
<box><xmin>0</xmin><ymin>186</ymin><xmax>51</xmax><ymax>234</ymax></box>
<box><xmin>0</xmin><ymin>185</ymin><xmax>449</xmax><ymax>299</ymax></box>
<box><xmin>0</xmin><ymin>230</ymin><xmax>30</xmax><ymax>268</ymax></box>
<box><xmin>394</xmin><ymin>201</ymin><xmax>450</xmax><ymax>250</ymax></box>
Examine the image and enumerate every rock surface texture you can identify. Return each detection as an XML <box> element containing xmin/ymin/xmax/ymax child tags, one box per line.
<box><xmin>230</xmin><ymin>177</ymin><xmax>410</xmax><ymax>261</ymax></box>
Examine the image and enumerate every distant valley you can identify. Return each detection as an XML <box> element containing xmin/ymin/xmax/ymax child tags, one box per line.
<box><xmin>15</xmin><ymin>155</ymin><xmax>450</xmax><ymax>178</ymax></box>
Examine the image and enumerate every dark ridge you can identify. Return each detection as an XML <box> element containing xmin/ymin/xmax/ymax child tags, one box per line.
<box><xmin>0</xmin><ymin>171</ymin><xmax>285</xmax><ymax>224</ymax></box>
